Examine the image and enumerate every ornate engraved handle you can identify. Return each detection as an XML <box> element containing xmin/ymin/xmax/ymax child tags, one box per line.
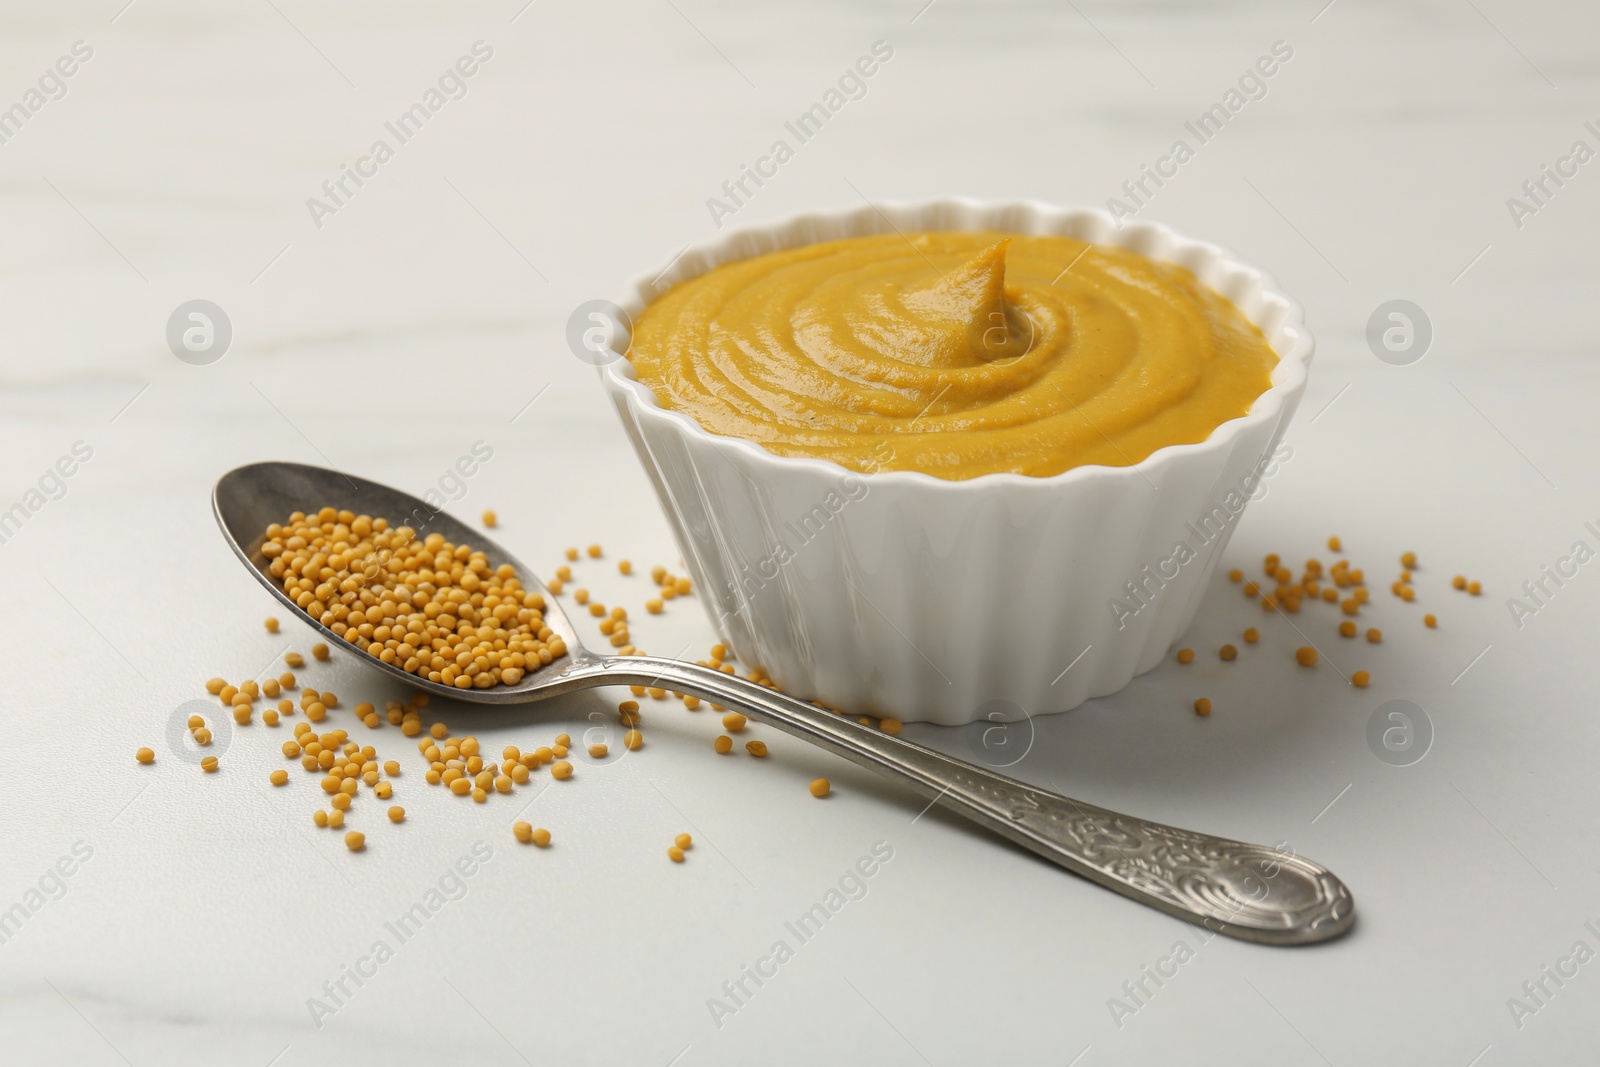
<box><xmin>574</xmin><ymin>657</ymin><xmax>1355</xmax><ymax>945</ymax></box>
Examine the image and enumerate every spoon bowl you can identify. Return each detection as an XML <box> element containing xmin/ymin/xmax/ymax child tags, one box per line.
<box><xmin>214</xmin><ymin>460</ymin><xmax>595</xmax><ymax>704</ymax></box>
<box><xmin>213</xmin><ymin>460</ymin><xmax>1355</xmax><ymax>945</ymax></box>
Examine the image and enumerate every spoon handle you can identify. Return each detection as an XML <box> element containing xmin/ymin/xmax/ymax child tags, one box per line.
<box><xmin>584</xmin><ymin>656</ymin><xmax>1353</xmax><ymax>945</ymax></box>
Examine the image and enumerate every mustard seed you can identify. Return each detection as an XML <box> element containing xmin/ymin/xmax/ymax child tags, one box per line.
<box><xmin>201</xmin><ymin>756</ymin><xmax>218</xmax><ymax>773</ymax></box>
<box><xmin>265</xmin><ymin>617</ymin><xmax>280</xmax><ymax>633</ymax></box>
<box><xmin>344</xmin><ymin>831</ymin><xmax>365</xmax><ymax>852</ymax></box>
<box><xmin>1352</xmin><ymin>670</ymin><xmax>1371</xmax><ymax>688</ymax></box>
<box><xmin>668</xmin><ymin>846</ymin><xmax>685</xmax><ymax>863</ymax></box>
<box><xmin>713</xmin><ymin>735</ymin><xmax>733</xmax><ymax>755</ymax></box>
<box><xmin>1176</xmin><ymin>648</ymin><xmax>1194</xmax><ymax>664</ymax></box>
<box><xmin>482</xmin><ymin>510</ymin><xmax>497</xmax><ymax>528</ymax></box>
<box><xmin>1242</xmin><ymin>628</ymin><xmax>1259</xmax><ymax>644</ymax></box>
<box><xmin>1219</xmin><ymin>644</ymin><xmax>1238</xmax><ymax>662</ymax></box>
<box><xmin>1295</xmin><ymin>647</ymin><xmax>1318</xmax><ymax>667</ymax></box>
<box><xmin>388</xmin><ymin>806</ymin><xmax>405</xmax><ymax>823</ymax></box>
<box><xmin>135</xmin><ymin>747</ymin><xmax>154</xmax><ymax>764</ymax></box>
<box><xmin>809</xmin><ymin>778</ymin><xmax>830</xmax><ymax>798</ymax></box>
<box><xmin>1193</xmin><ymin>698</ymin><xmax>1212</xmax><ymax>716</ymax></box>
<box><xmin>551</xmin><ymin>760</ymin><xmax>573</xmax><ymax>780</ymax></box>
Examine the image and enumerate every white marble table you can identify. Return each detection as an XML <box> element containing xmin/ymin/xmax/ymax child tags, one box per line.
<box><xmin>4</xmin><ymin>0</ymin><xmax>1599</xmax><ymax>1063</ymax></box>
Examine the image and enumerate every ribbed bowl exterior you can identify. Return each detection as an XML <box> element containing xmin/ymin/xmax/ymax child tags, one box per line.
<box><xmin>600</xmin><ymin>199</ymin><xmax>1312</xmax><ymax>724</ymax></box>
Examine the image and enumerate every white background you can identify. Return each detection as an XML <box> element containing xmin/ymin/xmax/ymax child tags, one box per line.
<box><xmin>2</xmin><ymin>0</ymin><xmax>1598</xmax><ymax>1064</ymax></box>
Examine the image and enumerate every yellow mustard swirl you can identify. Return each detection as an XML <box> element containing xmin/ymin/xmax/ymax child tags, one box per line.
<box><xmin>627</xmin><ymin>231</ymin><xmax>1278</xmax><ymax>479</ymax></box>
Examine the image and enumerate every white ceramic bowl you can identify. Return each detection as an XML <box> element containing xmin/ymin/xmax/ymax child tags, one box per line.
<box><xmin>599</xmin><ymin>199</ymin><xmax>1312</xmax><ymax>725</ymax></box>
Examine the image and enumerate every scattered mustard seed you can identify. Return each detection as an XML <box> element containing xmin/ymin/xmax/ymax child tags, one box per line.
<box><xmin>713</xmin><ymin>735</ymin><xmax>733</xmax><ymax>755</ymax></box>
<box><xmin>201</xmin><ymin>756</ymin><xmax>219</xmax><ymax>773</ymax></box>
<box><xmin>668</xmin><ymin>846</ymin><xmax>685</xmax><ymax>863</ymax></box>
<box><xmin>1424</xmin><ymin>614</ymin><xmax>1438</xmax><ymax>628</ymax></box>
<box><xmin>1219</xmin><ymin>644</ymin><xmax>1238</xmax><ymax>662</ymax></box>
<box><xmin>1193</xmin><ymin>698</ymin><xmax>1212</xmax><ymax>716</ymax></box>
<box><xmin>1242</xmin><ymin>627</ymin><xmax>1259</xmax><ymax>644</ymax></box>
<box><xmin>135</xmin><ymin>747</ymin><xmax>154</xmax><ymax>765</ymax></box>
<box><xmin>1295</xmin><ymin>647</ymin><xmax>1319</xmax><ymax>667</ymax></box>
<box><xmin>482</xmin><ymin>510</ymin><xmax>497</xmax><ymax>528</ymax></box>
<box><xmin>809</xmin><ymin>778</ymin><xmax>830</xmax><ymax>798</ymax></box>
<box><xmin>344</xmin><ymin>831</ymin><xmax>365</xmax><ymax>852</ymax></box>
<box><xmin>1352</xmin><ymin>670</ymin><xmax>1371</xmax><ymax>688</ymax></box>
<box><xmin>1176</xmin><ymin>648</ymin><xmax>1195</xmax><ymax>664</ymax></box>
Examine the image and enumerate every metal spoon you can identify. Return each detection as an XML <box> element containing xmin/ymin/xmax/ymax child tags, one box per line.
<box><xmin>214</xmin><ymin>461</ymin><xmax>1354</xmax><ymax>945</ymax></box>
